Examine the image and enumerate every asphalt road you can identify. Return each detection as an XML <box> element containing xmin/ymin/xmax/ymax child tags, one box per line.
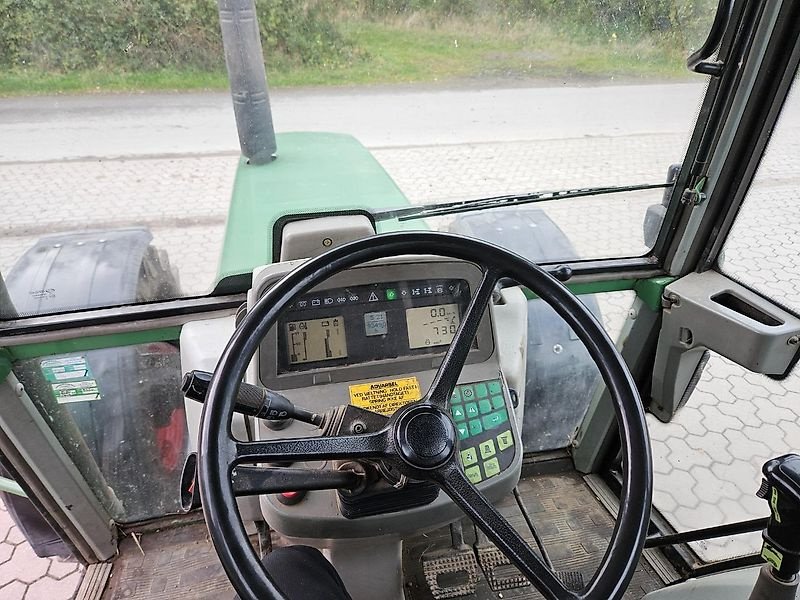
<box><xmin>0</xmin><ymin>81</ymin><xmax>710</xmax><ymax>161</ymax></box>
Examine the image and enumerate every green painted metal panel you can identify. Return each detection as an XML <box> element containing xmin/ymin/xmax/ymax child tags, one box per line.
<box><xmin>217</xmin><ymin>132</ymin><xmax>414</xmax><ymax>284</ymax></box>
<box><xmin>634</xmin><ymin>276</ymin><xmax>676</xmax><ymax>312</ymax></box>
<box><xmin>521</xmin><ymin>279</ymin><xmax>636</xmax><ymax>301</ymax></box>
<box><xmin>5</xmin><ymin>327</ymin><xmax>181</xmax><ymax>361</ymax></box>
<box><xmin>521</xmin><ymin>276</ymin><xmax>672</xmax><ymax>313</ymax></box>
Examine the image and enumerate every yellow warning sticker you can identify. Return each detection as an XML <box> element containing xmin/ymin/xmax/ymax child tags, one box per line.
<box><xmin>349</xmin><ymin>377</ymin><xmax>422</xmax><ymax>415</ymax></box>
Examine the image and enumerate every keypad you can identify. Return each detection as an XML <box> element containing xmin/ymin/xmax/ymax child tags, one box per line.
<box><xmin>449</xmin><ymin>378</ymin><xmax>516</xmax><ymax>484</ymax></box>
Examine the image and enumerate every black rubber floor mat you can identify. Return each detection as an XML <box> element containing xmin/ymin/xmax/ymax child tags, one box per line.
<box><xmin>403</xmin><ymin>471</ymin><xmax>664</xmax><ymax>599</ymax></box>
<box><xmin>101</xmin><ymin>521</ymin><xmax>236</xmax><ymax>600</ymax></box>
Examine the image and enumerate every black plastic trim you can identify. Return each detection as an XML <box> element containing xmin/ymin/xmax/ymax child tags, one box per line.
<box><xmin>653</xmin><ymin>0</ymin><xmax>758</xmax><ymax>267</ymax></box>
<box><xmin>695</xmin><ymin>0</ymin><xmax>800</xmax><ymax>271</ymax></box>
<box><xmin>0</xmin><ymin>258</ymin><xmax>660</xmax><ymax>340</ymax></box>
<box><xmin>0</xmin><ymin>294</ymin><xmax>244</xmax><ymax>340</ymax></box>
<box><xmin>687</xmin><ymin>0</ymin><xmax>735</xmax><ymax>76</ymax></box>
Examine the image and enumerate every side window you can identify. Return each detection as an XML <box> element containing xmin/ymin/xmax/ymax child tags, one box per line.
<box><xmin>718</xmin><ymin>80</ymin><xmax>800</xmax><ymax>311</ymax></box>
<box><xmin>13</xmin><ymin>343</ymin><xmax>189</xmax><ymax>523</ymax></box>
<box><xmin>646</xmin><ymin>72</ymin><xmax>800</xmax><ymax>563</ymax></box>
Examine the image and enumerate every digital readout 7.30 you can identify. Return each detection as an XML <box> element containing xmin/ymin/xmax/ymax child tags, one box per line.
<box><xmin>406</xmin><ymin>303</ymin><xmax>460</xmax><ymax>349</ymax></box>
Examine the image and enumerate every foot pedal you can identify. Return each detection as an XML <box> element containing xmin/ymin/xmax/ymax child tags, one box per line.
<box><xmin>476</xmin><ymin>547</ymin><xmax>585</xmax><ymax>592</ymax></box>
<box><xmin>476</xmin><ymin>546</ymin><xmax>529</xmax><ymax>591</ymax></box>
<box><xmin>557</xmin><ymin>571</ymin><xmax>585</xmax><ymax>591</ymax></box>
<box><xmin>422</xmin><ymin>547</ymin><xmax>479</xmax><ymax>599</ymax></box>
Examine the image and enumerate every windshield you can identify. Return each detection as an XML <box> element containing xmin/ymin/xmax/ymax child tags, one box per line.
<box><xmin>0</xmin><ymin>1</ymin><xmax>718</xmax><ymax>319</ymax></box>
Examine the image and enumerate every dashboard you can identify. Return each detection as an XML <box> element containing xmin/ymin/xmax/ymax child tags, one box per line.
<box><xmin>277</xmin><ymin>278</ymin><xmax>471</xmax><ymax>373</ymax></box>
<box><xmin>256</xmin><ymin>259</ymin><xmax>494</xmax><ymax>390</ymax></box>
<box><xmin>241</xmin><ymin>256</ymin><xmax>522</xmax><ymax>539</ymax></box>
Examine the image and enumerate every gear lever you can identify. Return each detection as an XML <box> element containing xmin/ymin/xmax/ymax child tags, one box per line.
<box><xmin>748</xmin><ymin>453</ymin><xmax>800</xmax><ymax>600</ymax></box>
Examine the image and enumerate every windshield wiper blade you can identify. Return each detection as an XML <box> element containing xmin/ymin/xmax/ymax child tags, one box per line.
<box><xmin>372</xmin><ymin>182</ymin><xmax>672</xmax><ymax>222</ymax></box>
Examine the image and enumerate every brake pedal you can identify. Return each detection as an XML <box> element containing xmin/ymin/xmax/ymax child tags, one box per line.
<box><xmin>475</xmin><ymin>546</ymin><xmax>529</xmax><ymax>591</ymax></box>
<box><xmin>475</xmin><ymin>546</ymin><xmax>584</xmax><ymax>592</ymax></box>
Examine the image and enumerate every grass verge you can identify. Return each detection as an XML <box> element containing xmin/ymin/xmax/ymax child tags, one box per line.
<box><xmin>0</xmin><ymin>18</ymin><xmax>692</xmax><ymax>96</ymax></box>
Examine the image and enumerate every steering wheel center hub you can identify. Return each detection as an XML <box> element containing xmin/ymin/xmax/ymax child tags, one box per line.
<box><xmin>394</xmin><ymin>405</ymin><xmax>456</xmax><ymax>470</ymax></box>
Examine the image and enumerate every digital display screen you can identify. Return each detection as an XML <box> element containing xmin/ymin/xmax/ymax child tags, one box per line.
<box><xmin>364</xmin><ymin>311</ymin><xmax>388</xmax><ymax>337</ymax></box>
<box><xmin>406</xmin><ymin>304</ymin><xmax>460</xmax><ymax>348</ymax></box>
<box><xmin>277</xmin><ymin>279</ymin><xmax>471</xmax><ymax>373</ymax></box>
<box><xmin>286</xmin><ymin>316</ymin><xmax>347</xmax><ymax>364</ymax></box>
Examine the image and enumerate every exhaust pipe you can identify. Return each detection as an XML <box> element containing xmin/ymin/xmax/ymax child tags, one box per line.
<box><xmin>217</xmin><ymin>0</ymin><xmax>277</xmax><ymax>164</ymax></box>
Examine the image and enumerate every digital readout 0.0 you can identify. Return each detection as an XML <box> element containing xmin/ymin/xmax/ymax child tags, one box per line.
<box><xmin>406</xmin><ymin>303</ymin><xmax>460</xmax><ymax>349</ymax></box>
<box><xmin>287</xmin><ymin>316</ymin><xmax>347</xmax><ymax>364</ymax></box>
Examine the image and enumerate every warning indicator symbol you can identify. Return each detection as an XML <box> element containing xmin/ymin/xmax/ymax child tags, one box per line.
<box><xmin>368</xmin><ymin>291</ymin><xmax>379</xmax><ymax>302</ymax></box>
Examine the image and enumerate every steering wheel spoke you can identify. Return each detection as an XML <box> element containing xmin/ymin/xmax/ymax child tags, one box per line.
<box><xmin>434</xmin><ymin>461</ymin><xmax>579</xmax><ymax>600</ymax></box>
<box><xmin>427</xmin><ymin>267</ymin><xmax>501</xmax><ymax>408</ymax></box>
<box><xmin>231</xmin><ymin>466</ymin><xmax>362</xmax><ymax>496</ymax></box>
<box><xmin>234</xmin><ymin>429</ymin><xmax>391</xmax><ymax>464</ymax></box>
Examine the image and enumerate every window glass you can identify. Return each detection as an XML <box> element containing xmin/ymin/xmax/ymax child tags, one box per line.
<box><xmin>718</xmin><ymin>75</ymin><xmax>800</xmax><ymax>311</ymax></box>
<box><xmin>13</xmin><ymin>343</ymin><xmax>188</xmax><ymax>523</ymax></box>
<box><xmin>648</xmin><ymin>353</ymin><xmax>799</xmax><ymax>561</ymax></box>
<box><xmin>650</xmin><ymin>70</ymin><xmax>800</xmax><ymax>564</ymax></box>
<box><xmin>0</xmin><ymin>1</ymin><xmax>717</xmax><ymax>318</ymax></box>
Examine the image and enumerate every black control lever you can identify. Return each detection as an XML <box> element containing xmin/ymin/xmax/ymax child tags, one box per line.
<box><xmin>748</xmin><ymin>454</ymin><xmax>800</xmax><ymax>600</ymax></box>
<box><xmin>182</xmin><ymin>370</ymin><xmax>323</xmax><ymax>426</ymax></box>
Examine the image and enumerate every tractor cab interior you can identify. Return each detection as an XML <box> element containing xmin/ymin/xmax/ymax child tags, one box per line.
<box><xmin>2</xmin><ymin>1</ymin><xmax>800</xmax><ymax>599</ymax></box>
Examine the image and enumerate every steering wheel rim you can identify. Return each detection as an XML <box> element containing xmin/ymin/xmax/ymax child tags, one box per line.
<box><xmin>198</xmin><ymin>231</ymin><xmax>652</xmax><ymax>600</ymax></box>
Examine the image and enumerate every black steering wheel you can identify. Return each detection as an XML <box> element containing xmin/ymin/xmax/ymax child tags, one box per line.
<box><xmin>198</xmin><ymin>231</ymin><xmax>652</xmax><ymax>600</ymax></box>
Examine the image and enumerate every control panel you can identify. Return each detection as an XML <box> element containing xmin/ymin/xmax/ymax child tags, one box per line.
<box><xmin>450</xmin><ymin>378</ymin><xmax>515</xmax><ymax>484</ymax></box>
<box><xmin>276</xmin><ymin>278</ymin><xmax>471</xmax><ymax>373</ymax></box>
<box><xmin>245</xmin><ymin>256</ymin><xmax>523</xmax><ymax>539</ymax></box>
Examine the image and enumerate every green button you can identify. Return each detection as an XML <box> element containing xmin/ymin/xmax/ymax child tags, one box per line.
<box><xmin>461</xmin><ymin>385</ymin><xmax>475</xmax><ymax>401</ymax></box>
<box><xmin>488</xmin><ymin>380</ymin><xmax>502</xmax><ymax>395</ymax></box>
<box><xmin>484</xmin><ymin>457</ymin><xmax>501</xmax><ymax>478</ymax></box>
<box><xmin>451</xmin><ymin>405</ymin><xmax>465</xmax><ymax>421</ymax></box>
<box><xmin>460</xmin><ymin>447</ymin><xmax>478</xmax><ymax>467</ymax></box>
<box><xmin>490</xmin><ymin>395</ymin><xmax>505</xmax><ymax>410</ymax></box>
<box><xmin>497</xmin><ymin>429</ymin><xmax>514</xmax><ymax>451</ymax></box>
<box><xmin>474</xmin><ymin>382</ymin><xmax>488</xmax><ymax>398</ymax></box>
<box><xmin>468</xmin><ymin>419</ymin><xmax>483</xmax><ymax>436</ymax></box>
<box><xmin>478</xmin><ymin>399</ymin><xmax>492</xmax><ymax>414</ymax></box>
<box><xmin>479</xmin><ymin>439</ymin><xmax>496</xmax><ymax>460</ymax></box>
<box><xmin>457</xmin><ymin>423</ymin><xmax>469</xmax><ymax>441</ymax></box>
<box><xmin>465</xmin><ymin>465</ymin><xmax>482</xmax><ymax>484</ymax></box>
<box><xmin>451</xmin><ymin>387</ymin><xmax>462</xmax><ymax>404</ymax></box>
<box><xmin>385</xmin><ymin>289</ymin><xmax>397</xmax><ymax>300</ymax></box>
<box><xmin>465</xmin><ymin>402</ymin><xmax>479</xmax><ymax>418</ymax></box>
<box><xmin>482</xmin><ymin>409</ymin><xmax>508</xmax><ymax>430</ymax></box>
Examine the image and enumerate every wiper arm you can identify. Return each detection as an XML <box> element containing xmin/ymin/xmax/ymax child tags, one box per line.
<box><xmin>372</xmin><ymin>182</ymin><xmax>672</xmax><ymax>223</ymax></box>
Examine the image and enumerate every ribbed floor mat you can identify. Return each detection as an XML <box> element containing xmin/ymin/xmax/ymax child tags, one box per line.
<box><xmin>404</xmin><ymin>471</ymin><xmax>664</xmax><ymax>599</ymax></box>
<box><xmin>101</xmin><ymin>520</ymin><xmax>235</xmax><ymax>600</ymax></box>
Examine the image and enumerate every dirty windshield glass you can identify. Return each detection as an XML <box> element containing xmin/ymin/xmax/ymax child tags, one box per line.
<box><xmin>0</xmin><ymin>1</ymin><xmax>718</xmax><ymax>319</ymax></box>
